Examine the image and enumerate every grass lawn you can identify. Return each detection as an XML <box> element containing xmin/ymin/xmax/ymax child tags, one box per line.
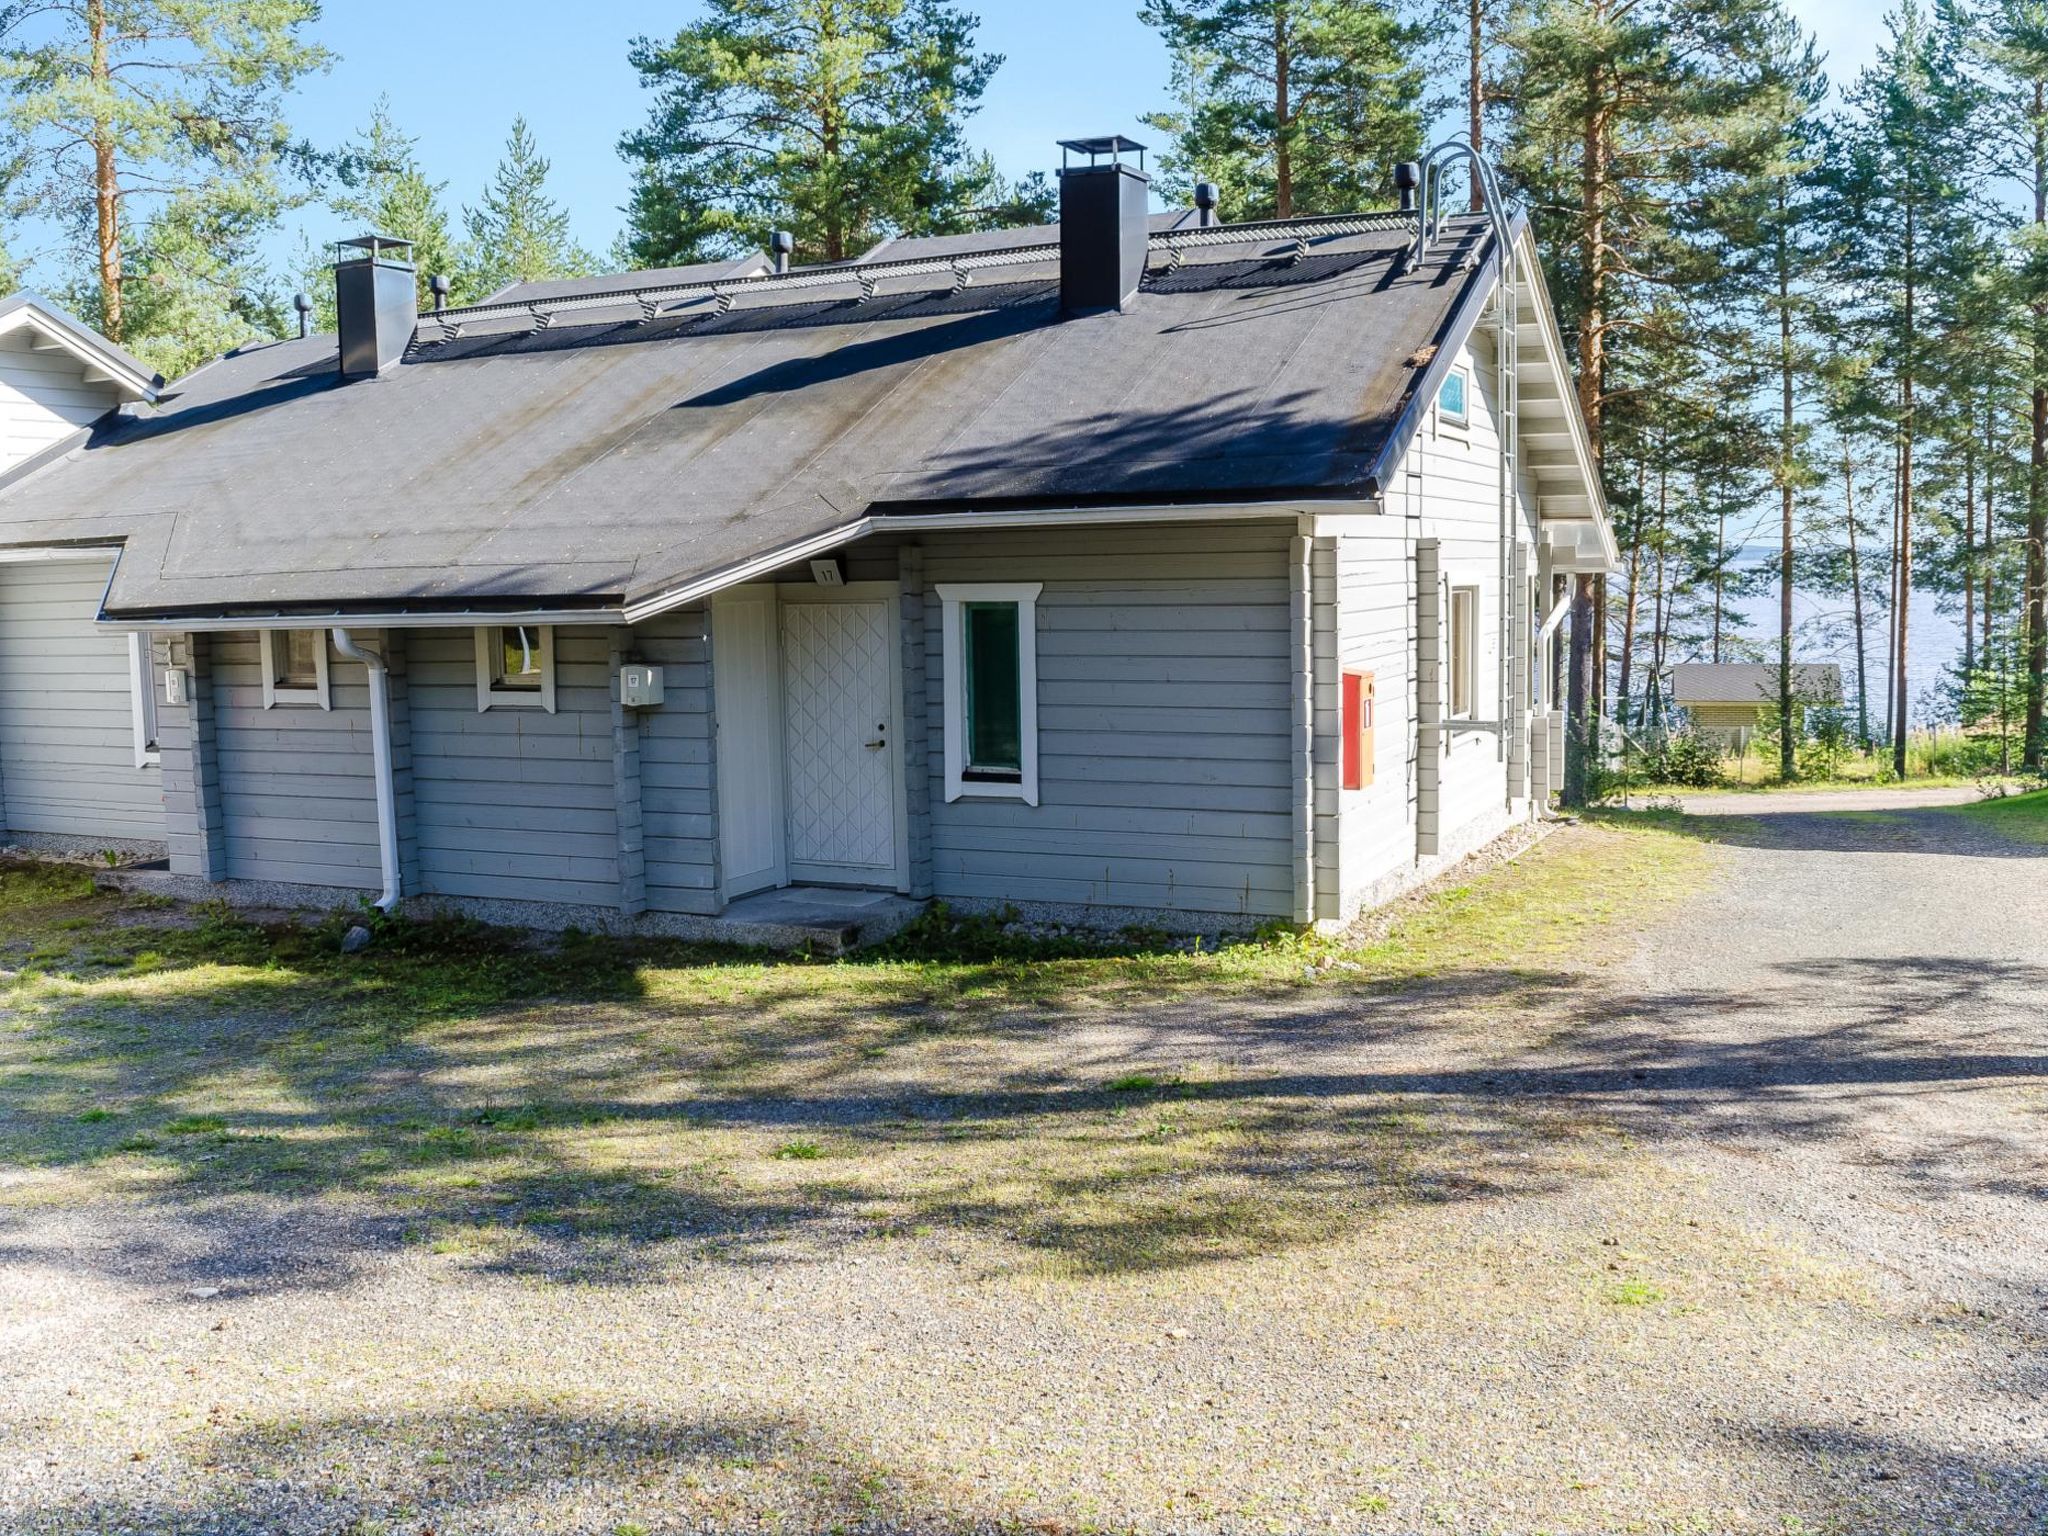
<box><xmin>1</xmin><ymin>813</ymin><xmax>1924</xmax><ymax>1535</ymax></box>
<box><xmin>1944</xmin><ymin>786</ymin><xmax>2048</xmax><ymax>843</ymax></box>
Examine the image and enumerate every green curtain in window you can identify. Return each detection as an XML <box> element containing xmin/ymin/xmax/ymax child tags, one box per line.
<box><xmin>963</xmin><ymin>602</ymin><xmax>1022</xmax><ymax>775</ymax></box>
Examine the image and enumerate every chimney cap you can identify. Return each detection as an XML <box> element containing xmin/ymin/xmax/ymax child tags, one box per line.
<box><xmin>1058</xmin><ymin>135</ymin><xmax>1146</xmax><ymax>173</ymax></box>
<box><xmin>1194</xmin><ymin>182</ymin><xmax>1220</xmax><ymax>225</ymax></box>
<box><xmin>334</xmin><ymin>232</ymin><xmax>416</xmax><ymax>266</ymax></box>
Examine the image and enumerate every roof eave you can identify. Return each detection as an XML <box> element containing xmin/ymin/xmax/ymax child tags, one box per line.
<box><xmin>0</xmin><ymin>293</ymin><xmax>162</xmax><ymax>402</ymax></box>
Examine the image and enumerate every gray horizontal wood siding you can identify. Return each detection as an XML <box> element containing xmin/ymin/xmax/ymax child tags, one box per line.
<box><xmin>919</xmin><ymin>522</ymin><xmax>1296</xmax><ymax>917</ymax></box>
<box><xmin>408</xmin><ymin>626</ymin><xmax>622</xmax><ymax>907</ymax></box>
<box><xmin>0</xmin><ymin>560</ymin><xmax>163</xmax><ymax>841</ymax></box>
<box><xmin>210</xmin><ymin>632</ymin><xmax>378</xmax><ymax>887</ymax></box>
<box><xmin>632</xmin><ymin>610</ymin><xmax>718</xmax><ymax>915</ymax></box>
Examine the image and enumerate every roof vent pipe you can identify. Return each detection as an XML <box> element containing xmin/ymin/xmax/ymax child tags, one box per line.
<box><xmin>1056</xmin><ymin>135</ymin><xmax>1150</xmax><ymax>316</ymax></box>
<box><xmin>1194</xmin><ymin>182</ymin><xmax>1219</xmax><ymax>227</ymax></box>
<box><xmin>429</xmin><ymin>273</ymin><xmax>451</xmax><ymax>313</ymax></box>
<box><xmin>332</xmin><ymin>233</ymin><xmax>417</xmax><ymax>379</ymax></box>
<box><xmin>1394</xmin><ymin>161</ymin><xmax>1420</xmax><ymax>214</ymax></box>
<box><xmin>293</xmin><ymin>292</ymin><xmax>313</xmax><ymax>339</ymax></box>
<box><xmin>770</xmin><ymin>230</ymin><xmax>794</xmax><ymax>275</ymax></box>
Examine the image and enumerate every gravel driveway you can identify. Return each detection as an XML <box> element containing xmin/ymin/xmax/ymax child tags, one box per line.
<box><xmin>2</xmin><ymin>800</ymin><xmax>2044</xmax><ymax>1534</ymax></box>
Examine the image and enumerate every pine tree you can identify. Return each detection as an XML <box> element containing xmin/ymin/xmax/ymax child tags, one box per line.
<box><xmin>120</xmin><ymin>182</ymin><xmax>291</xmax><ymax>380</ymax></box>
<box><xmin>1495</xmin><ymin>0</ymin><xmax>1814</xmax><ymax>796</ymax></box>
<box><xmin>1139</xmin><ymin>0</ymin><xmax>1424</xmax><ymax>220</ymax></box>
<box><xmin>617</xmin><ymin>0</ymin><xmax>1001</xmax><ymax>267</ymax></box>
<box><xmin>461</xmin><ymin>118</ymin><xmax>595</xmax><ymax>298</ymax></box>
<box><xmin>1977</xmin><ymin>0</ymin><xmax>2048</xmax><ymax>767</ymax></box>
<box><xmin>1826</xmin><ymin>0</ymin><xmax>1981</xmax><ymax>776</ymax></box>
<box><xmin>1703</xmin><ymin>10</ymin><xmax>1828</xmax><ymax>778</ymax></box>
<box><xmin>0</xmin><ymin>0</ymin><xmax>329</xmax><ymax>343</ymax></box>
<box><xmin>299</xmin><ymin>100</ymin><xmax>463</xmax><ymax>322</ymax></box>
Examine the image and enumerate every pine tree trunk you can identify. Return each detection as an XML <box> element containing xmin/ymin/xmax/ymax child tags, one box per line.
<box><xmin>88</xmin><ymin>0</ymin><xmax>121</xmax><ymax>342</ymax></box>
<box><xmin>1616</xmin><ymin>466</ymin><xmax>1642</xmax><ymax>728</ymax></box>
<box><xmin>1776</xmin><ymin>201</ymin><xmax>1796</xmax><ymax>782</ymax></box>
<box><xmin>1845</xmin><ymin>443</ymin><xmax>1870</xmax><ymax>753</ymax></box>
<box><xmin>2024</xmin><ymin>81</ymin><xmax>2048</xmax><ymax>770</ymax></box>
<box><xmin>1713</xmin><ymin>506</ymin><xmax>1726</xmax><ymax>664</ymax></box>
<box><xmin>1895</xmin><ymin>202</ymin><xmax>1915</xmax><ymax>780</ymax></box>
<box><xmin>1273</xmin><ymin>7</ymin><xmax>1292</xmax><ymax>219</ymax></box>
<box><xmin>1963</xmin><ymin>398</ymin><xmax>1977</xmax><ymax>676</ymax></box>
<box><xmin>1468</xmin><ymin>0</ymin><xmax>1485</xmax><ymax>213</ymax></box>
<box><xmin>1562</xmin><ymin>573</ymin><xmax>1596</xmax><ymax>805</ymax></box>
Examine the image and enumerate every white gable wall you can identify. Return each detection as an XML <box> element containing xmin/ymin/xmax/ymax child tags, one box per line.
<box><xmin>0</xmin><ymin>328</ymin><xmax>123</xmax><ymax>468</ymax></box>
<box><xmin>1323</xmin><ymin>326</ymin><xmax>1541</xmax><ymax>922</ymax></box>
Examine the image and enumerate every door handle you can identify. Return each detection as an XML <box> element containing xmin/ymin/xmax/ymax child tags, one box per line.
<box><xmin>864</xmin><ymin>725</ymin><xmax>887</xmax><ymax>751</ymax></box>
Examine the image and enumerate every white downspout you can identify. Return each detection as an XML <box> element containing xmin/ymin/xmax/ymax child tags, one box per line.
<box><xmin>329</xmin><ymin>628</ymin><xmax>401</xmax><ymax>912</ymax></box>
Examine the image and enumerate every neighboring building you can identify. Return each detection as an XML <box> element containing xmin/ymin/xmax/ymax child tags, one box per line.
<box><xmin>1671</xmin><ymin>663</ymin><xmax>1843</xmax><ymax>751</ymax></box>
<box><xmin>0</xmin><ymin>138</ymin><xmax>1612</xmax><ymax>938</ymax></box>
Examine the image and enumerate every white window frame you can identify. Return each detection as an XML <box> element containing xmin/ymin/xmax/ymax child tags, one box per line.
<box><xmin>937</xmin><ymin>582</ymin><xmax>1040</xmax><ymax>806</ymax></box>
<box><xmin>127</xmin><ymin>632</ymin><xmax>160</xmax><ymax>768</ymax></box>
<box><xmin>1448</xmin><ymin>584</ymin><xmax>1480</xmax><ymax>720</ymax></box>
<box><xmin>475</xmin><ymin>624</ymin><xmax>557</xmax><ymax>712</ymax></box>
<box><xmin>1437</xmin><ymin>363</ymin><xmax>1472</xmax><ymax>433</ymax></box>
<box><xmin>260</xmin><ymin>628</ymin><xmax>332</xmax><ymax>710</ymax></box>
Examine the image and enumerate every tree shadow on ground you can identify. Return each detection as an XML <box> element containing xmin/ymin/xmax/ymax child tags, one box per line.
<box><xmin>1631</xmin><ymin>803</ymin><xmax>2048</xmax><ymax>858</ymax></box>
<box><xmin>19</xmin><ymin>1405</ymin><xmax>997</xmax><ymax>1536</ymax></box>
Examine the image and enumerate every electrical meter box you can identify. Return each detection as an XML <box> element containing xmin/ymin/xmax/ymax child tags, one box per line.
<box><xmin>620</xmin><ymin>663</ymin><xmax>665</xmax><ymax>708</ymax></box>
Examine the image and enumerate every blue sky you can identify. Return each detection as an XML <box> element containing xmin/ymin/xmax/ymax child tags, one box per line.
<box><xmin>9</xmin><ymin>1</ymin><xmax>1891</xmax><ymax>288</ymax></box>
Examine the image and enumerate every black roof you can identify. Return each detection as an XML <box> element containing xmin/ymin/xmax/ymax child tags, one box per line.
<box><xmin>0</xmin><ymin>213</ymin><xmax>1500</xmax><ymax>620</ymax></box>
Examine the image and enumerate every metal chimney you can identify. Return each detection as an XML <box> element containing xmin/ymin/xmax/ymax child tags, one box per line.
<box><xmin>332</xmin><ymin>233</ymin><xmax>417</xmax><ymax>379</ymax></box>
<box><xmin>1056</xmin><ymin>135</ymin><xmax>1150</xmax><ymax>316</ymax></box>
<box><xmin>770</xmin><ymin>230</ymin><xmax>794</xmax><ymax>274</ymax></box>
<box><xmin>1194</xmin><ymin>182</ymin><xmax>1219</xmax><ymax>227</ymax></box>
<box><xmin>293</xmin><ymin>292</ymin><xmax>313</xmax><ymax>339</ymax></box>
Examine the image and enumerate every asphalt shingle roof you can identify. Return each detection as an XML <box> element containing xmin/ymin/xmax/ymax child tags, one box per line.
<box><xmin>0</xmin><ymin>213</ymin><xmax>1497</xmax><ymax>620</ymax></box>
<box><xmin>1671</xmin><ymin>663</ymin><xmax>1843</xmax><ymax>705</ymax></box>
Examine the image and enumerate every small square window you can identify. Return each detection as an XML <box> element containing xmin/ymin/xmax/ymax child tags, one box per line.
<box><xmin>278</xmin><ymin>628</ymin><xmax>319</xmax><ymax>689</ymax></box>
<box><xmin>1438</xmin><ymin>367</ymin><xmax>1470</xmax><ymax>428</ymax></box>
<box><xmin>260</xmin><ymin>628</ymin><xmax>331</xmax><ymax>709</ymax></box>
<box><xmin>495</xmin><ymin>626</ymin><xmax>545</xmax><ymax>689</ymax></box>
<box><xmin>475</xmin><ymin>624</ymin><xmax>556</xmax><ymax>711</ymax></box>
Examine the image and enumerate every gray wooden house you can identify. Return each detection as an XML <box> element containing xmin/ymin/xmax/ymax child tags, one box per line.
<box><xmin>0</xmin><ymin>140</ymin><xmax>1611</xmax><ymax>941</ymax></box>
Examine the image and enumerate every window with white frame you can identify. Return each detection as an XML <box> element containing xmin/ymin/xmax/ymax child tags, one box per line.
<box><xmin>475</xmin><ymin>624</ymin><xmax>556</xmax><ymax>712</ymax></box>
<box><xmin>1438</xmin><ymin>365</ymin><xmax>1471</xmax><ymax>430</ymax></box>
<box><xmin>937</xmin><ymin>583</ymin><xmax>1040</xmax><ymax>805</ymax></box>
<box><xmin>127</xmin><ymin>632</ymin><xmax>160</xmax><ymax>768</ymax></box>
<box><xmin>261</xmin><ymin>628</ymin><xmax>331</xmax><ymax>709</ymax></box>
<box><xmin>1448</xmin><ymin>585</ymin><xmax>1479</xmax><ymax>719</ymax></box>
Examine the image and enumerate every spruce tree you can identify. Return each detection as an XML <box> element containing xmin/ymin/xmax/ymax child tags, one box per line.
<box><xmin>461</xmin><ymin>118</ymin><xmax>595</xmax><ymax>298</ymax></box>
<box><xmin>300</xmin><ymin>100</ymin><xmax>463</xmax><ymax>321</ymax></box>
<box><xmin>1138</xmin><ymin>0</ymin><xmax>1425</xmax><ymax>219</ymax></box>
<box><xmin>1825</xmin><ymin>0</ymin><xmax>1980</xmax><ymax>776</ymax></box>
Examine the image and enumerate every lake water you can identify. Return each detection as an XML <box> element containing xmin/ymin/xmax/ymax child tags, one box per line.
<box><xmin>1679</xmin><ymin>547</ymin><xmax>1968</xmax><ymax>729</ymax></box>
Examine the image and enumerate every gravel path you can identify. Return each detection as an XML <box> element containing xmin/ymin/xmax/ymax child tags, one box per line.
<box><xmin>2</xmin><ymin>804</ymin><xmax>2044</xmax><ymax>1534</ymax></box>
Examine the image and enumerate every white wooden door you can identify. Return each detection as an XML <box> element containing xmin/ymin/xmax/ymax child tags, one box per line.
<box><xmin>780</xmin><ymin>598</ymin><xmax>899</xmax><ymax>882</ymax></box>
<box><xmin>713</xmin><ymin>587</ymin><xmax>786</xmax><ymax>897</ymax></box>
